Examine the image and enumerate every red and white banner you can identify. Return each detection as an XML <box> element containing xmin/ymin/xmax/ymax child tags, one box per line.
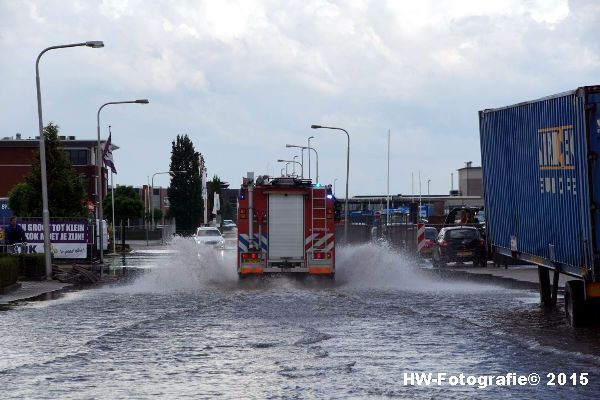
<box><xmin>417</xmin><ymin>223</ymin><xmax>425</xmax><ymax>253</ymax></box>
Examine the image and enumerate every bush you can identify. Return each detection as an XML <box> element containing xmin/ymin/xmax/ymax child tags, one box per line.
<box><xmin>0</xmin><ymin>256</ymin><xmax>19</xmax><ymax>289</ymax></box>
<box><xmin>20</xmin><ymin>254</ymin><xmax>46</xmax><ymax>280</ymax></box>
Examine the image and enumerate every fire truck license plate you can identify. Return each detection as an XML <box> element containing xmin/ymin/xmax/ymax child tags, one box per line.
<box><xmin>457</xmin><ymin>251</ymin><xmax>473</xmax><ymax>257</ymax></box>
<box><xmin>244</xmin><ymin>259</ymin><xmax>261</xmax><ymax>264</ymax></box>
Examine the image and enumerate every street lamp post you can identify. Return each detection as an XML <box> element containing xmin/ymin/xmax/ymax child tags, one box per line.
<box><xmin>285</xmin><ymin>144</ymin><xmax>304</xmax><ymax>178</ymax></box>
<box><xmin>97</xmin><ymin>99</ymin><xmax>148</xmax><ymax>270</ymax></box>
<box><xmin>311</xmin><ymin>124</ymin><xmax>350</xmax><ymax>243</ymax></box>
<box><xmin>277</xmin><ymin>159</ymin><xmax>302</xmax><ymax>177</ymax></box>
<box><xmin>151</xmin><ymin>171</ymin><xmax>184</xmax><ymax>229</ymax></box>
<box><xmin>36</xmin><ymin>40</ymin><xmax>104</xmax><ymax>280</ymax></box>
<box><xmin>286</xmin><ymin>144</ymin><xmax>317</xmax><ymax>182</ymax></box>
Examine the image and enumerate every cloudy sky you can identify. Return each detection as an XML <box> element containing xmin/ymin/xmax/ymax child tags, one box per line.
<box><xmin>1</xmin><ymin>0</ymin><xmax>599</xmax><ymax>197</ymax></box>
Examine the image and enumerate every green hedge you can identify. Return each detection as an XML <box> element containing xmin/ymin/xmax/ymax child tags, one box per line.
<box><xmin>20</xmin><ymin>254</ymin><xmax>46</xmax><ymax>280</ymax></box>
<box><xmin>0</xmin><ymin>256</ymin><xmax>19</xmax><ymax>289</ymax></box>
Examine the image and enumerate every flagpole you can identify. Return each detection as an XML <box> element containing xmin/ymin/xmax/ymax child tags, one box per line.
<box><xmin>202</xmin><ymin>167</ymin><xmax>208</xmax><ymax>226</ymax></box>
<box><xmin>386</xmin><ymin>129</ymin><xmax>390</xmax><ymax>227</ymax></box>
<box><xmin>111</xmin><ymin>169</ymin><xmax>115</xmax><ymax>253</ymax></box>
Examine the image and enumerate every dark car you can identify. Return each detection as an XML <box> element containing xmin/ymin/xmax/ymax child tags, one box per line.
<box><xmin>432</xmin><ymin>226</ymin><xmax>487</xmax><ymax>267</ymax></box>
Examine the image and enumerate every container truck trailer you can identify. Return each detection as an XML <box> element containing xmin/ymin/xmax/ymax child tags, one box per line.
<box><xmin>479</xmin><ymin>86</ymin><xmax>600</xmax><ymax>326</ymax></box>
<box><xmin>237</xmin><ymin>173</ymin><xmax>337</xmax><ymax>277</ymax></box>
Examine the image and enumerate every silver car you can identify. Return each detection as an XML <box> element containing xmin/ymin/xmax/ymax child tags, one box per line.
<box><xmin>194</xmin><ymin>227</ymin><xmax>225</xmax><ymax>248</ymax></box>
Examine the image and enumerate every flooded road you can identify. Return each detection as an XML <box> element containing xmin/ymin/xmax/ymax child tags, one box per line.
<box><xmin>1</xmin><ymin>239</ymin><xmax>600</xmax><ymax>399</ymax></box>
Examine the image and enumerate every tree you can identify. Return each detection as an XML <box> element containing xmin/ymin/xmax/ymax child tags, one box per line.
<box><xmin>103</xmin><ymin>186</ymin><xmax>144</xmax><ymax>249</ymax></box>
<box><xmin>221</xmin><ymin>199</ymin><xmax>234</xmax><ymax>221</ymax></box>
<box><xmin>8</xmin><ymin>123</ymin><xmax>86</xmax><ymax>217</ymax></box>
<box><xmin>145</xmin><ymin>208</ymin><xmax>163</xmax><ymax>223</ymax></box>
<box><xmin>103</xmin><ymin>186</ymin><xmax>144</xmax><ymax>225</ymax></box>
<box><xmin>168</xmin><ymin>134</ymin><xmax>203</xmax><ymax>233</ymax></box>
<box><xmin>7</xmin><ymin>183</ymin><xmax>36</xmax><ymax>216</ymax></box>
<box><xmin>207</xmin><ymin>175</ymin><xmax>232</xmax><ymax>225</ymax></box>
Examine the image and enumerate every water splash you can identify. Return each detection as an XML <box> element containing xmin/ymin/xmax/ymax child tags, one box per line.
<box><xmin>335</xmin><ymin>241</ymin><xmax>503</xmax><ymax>293</ymax></box>
<box><xmin>112</xmin><ymin>236</ymin><xmax>238</xmax><ymax>294</ymax></box>
<box><xmin>116</xmin><ymin>238</ymin><xmax>501</xmax><ymax>294</ymax></box>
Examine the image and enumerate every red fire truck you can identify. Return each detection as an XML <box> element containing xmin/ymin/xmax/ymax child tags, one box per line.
<box><xmin>237</xmin><ymin>173</ymin><xmax>337</xmax><ymax>277</ymax></box>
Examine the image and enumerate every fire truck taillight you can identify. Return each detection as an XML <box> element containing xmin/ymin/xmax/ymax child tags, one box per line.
<box><xmin>241</xmin><ymin>252</ymin><xmax>261</xmax><ymax>260</ymax></box>
<box><xmin>239</xmin><ymin>208</ymin><xmax>247</xmax><ymax>219</ymax></box>
<box><xmin>314</xmin><ymin>252</ymin><xmax>332</xmax><ymax>260</ymax></box>
<box><xmin>326</xmin><ymin>208</ymin><xmax>333</xmax><ymax>219</ymax></box>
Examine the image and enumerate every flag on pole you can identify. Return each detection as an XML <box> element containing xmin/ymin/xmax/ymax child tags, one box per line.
<box><xmin>212</xmin><ymin>192</ymin><xmax>220</xmax><ymax>215</ymax></box>
<box><xmin>202</xmin><ymin>169</ymin><xmax>207</xmax><ymax>197</ymax></box>
<box><xmin>102</xmin><ymin>132</ymin><xmax>117</xmax><ymax>174</ymax></box>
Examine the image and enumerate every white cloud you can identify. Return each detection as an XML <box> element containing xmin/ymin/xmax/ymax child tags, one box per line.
<box><xmin>2</xmin><ymin>0</ymin><xmax>600</xmax><ymax>196</ymax></box>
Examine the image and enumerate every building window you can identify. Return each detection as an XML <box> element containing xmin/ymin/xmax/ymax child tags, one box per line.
<box><xmin>64</xmin><ymin>149</ymin><xmax>89</xmax><ymax>165</ymax></box>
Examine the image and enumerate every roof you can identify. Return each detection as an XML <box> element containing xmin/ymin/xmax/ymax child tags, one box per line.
<box><xmin>0</xmin><ymin>138</ymin><xmax>117</xmax><ymax>149</ymax></box>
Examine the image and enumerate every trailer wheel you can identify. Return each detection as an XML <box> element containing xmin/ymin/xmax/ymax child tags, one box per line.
<box><xmin>564</xmin><ymin>280</ymin><xmax>588</xmax><ymax>327</ymax></box>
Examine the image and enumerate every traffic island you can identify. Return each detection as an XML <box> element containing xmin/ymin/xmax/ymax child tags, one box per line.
<box><xmin>427</xmin><ymin>263</ymin><xmax>568</xmax><ymax>292</ymax></box>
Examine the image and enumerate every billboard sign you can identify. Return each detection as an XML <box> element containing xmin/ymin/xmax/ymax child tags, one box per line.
<box><xmin>0</xmin><ymin>198</ymin><xmax>12</xmax><ymax>222</ymax></box>
<box><xmin>17</xmin><ymin>218</ymin><xmax>90</xmax><ymax>259</ymax></box>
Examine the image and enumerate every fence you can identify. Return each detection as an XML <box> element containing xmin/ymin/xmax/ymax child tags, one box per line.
<box><xmin>334</xmin><ymin>221</ymin><xmax>420</xmax><ymax>255</ymax></box>
<box><xmin>113</xmin><ymin>222</ymin><xmax>177</xmax><ymax>244</ymax></box>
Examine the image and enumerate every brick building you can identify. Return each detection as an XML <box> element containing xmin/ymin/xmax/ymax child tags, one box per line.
<box><xmin>0</xmin><ymin>134</ymin><xmax>111</xmax><ymax>208</ymax></box>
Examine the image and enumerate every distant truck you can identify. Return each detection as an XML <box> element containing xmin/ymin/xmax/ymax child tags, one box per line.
<box><xmin>236</xmin><ymin>173</ymin><xmax>337</xmax><ymax>277</ymax></box>
<box><xmin>479</xmin><ymin>86</ymin><xmax>600</xmax><ymax>326</ymax></box>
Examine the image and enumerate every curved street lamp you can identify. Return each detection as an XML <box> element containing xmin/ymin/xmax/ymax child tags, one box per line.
<box><xmin>97</xmin><ymin>99</ymin><xmax>149</xmax><ymax>268</ymax></box>
<box><xmin>36</xmin><ymin>40</ymin><xmax>104</xmax><ymax>279</ymax></box>
<box><xmin>286</xmin><ymin>144</ymin><xmax>318</xmax><ymax>182</ymax></box>
<box><xmin>311</xmin><ymin>124</ymin><xmax>350</xmax><ymax>243</ymax></box>
<box><xmin>277</xmin><ymin>159</ymin><xmax>302</xmax><ymax>177</ymax></box>
<box><xmin>285</xmin><ymin>144</ymin><xmax>304</xmax><ymax>178</ymax></box>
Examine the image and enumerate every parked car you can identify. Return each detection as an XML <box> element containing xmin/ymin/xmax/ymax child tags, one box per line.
<box><xmin>223</xmin><ymin>219</ymin><xmax>236</xmax><ymax>228</ymax></box>
<box><xmin>194</xmin><ymin>227</ymin><xmax>225</xmax><ymax>248</ymax></box>
<box><xmin>220</xmin><ymin>219</ymin><xmax>237</xmax><ymax>234</ymax></box>
<box><xmin>432</xmin><ymin>226</ymin><xmax>487</xmax><ymax>267</ymax></box>
<box><xmin>419</xmin><ymin>227</ymin><xmax>438</xmax><ymax>258</ymax></box>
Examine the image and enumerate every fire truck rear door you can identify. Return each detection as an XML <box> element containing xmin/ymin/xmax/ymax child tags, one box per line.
<box><xmin>268</xmin><ymin>194</ymin><xmax>305</xmax><ymax>262</ymax></box>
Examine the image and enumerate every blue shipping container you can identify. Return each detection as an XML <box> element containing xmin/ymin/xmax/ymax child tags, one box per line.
<box><xmin>479</xmin><ymin>86</ymin><xmax>600</xmax><ymax>282</ymax></box>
